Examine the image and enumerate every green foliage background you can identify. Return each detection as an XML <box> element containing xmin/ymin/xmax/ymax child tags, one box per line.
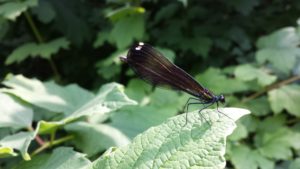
<box><xmin>1</xmin><ymin>0</ymin><xmax>300</xmax><ymax>168</ymax></box>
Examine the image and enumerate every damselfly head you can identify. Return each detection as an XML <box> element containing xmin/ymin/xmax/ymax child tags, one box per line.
<box><xmin>219</xmin><ymin>95</ymin><xmax>225</xmax><ymax>104</ymax></box>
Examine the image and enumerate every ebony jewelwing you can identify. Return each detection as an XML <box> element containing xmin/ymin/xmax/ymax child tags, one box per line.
<box><xmin>121</xmin><ymin>42</ymin><xmax>225</xmax><ymax>125</ymax></box>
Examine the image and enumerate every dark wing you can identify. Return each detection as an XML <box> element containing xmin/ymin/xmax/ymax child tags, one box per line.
<box><xmin>121</xmin><ymin>42</ymin><xmax>214</xmax><ymax>100</ymax></box>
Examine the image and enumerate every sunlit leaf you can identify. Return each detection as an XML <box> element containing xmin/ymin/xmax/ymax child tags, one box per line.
<box><xmin>15</xmin><ymin>147</ymin><xmax>91</xmax><ymax>169</ymax></box>
<box><xmin>0</xmin><ymin>130</ymin><xmax>38</xmax><ymax>160</ymax></box>
<box><xmin>231</xmin><ymin>145</ymin><xmax>274</xmax><ymax>169</ymax></box>
<box><xmin>0</xmin><ymin>146</ymin><xmax>17</xmax><ymax>158</ymax></box>
<box><xmin>235</xmin><ymin>64</ymin><xmax>277</xmax><ymax>86</ymax></box>
<box><xmin>256</xmin><ymin>128</ymin><xmax>300</xmax><ymax>160</ymax></box>
<box><xmin>93</xmin><ymin>108</ymin><xmax>250</xmax><ymax>169</ymax></box>
<box><xmin>35</xmin><ymin>82</ymin><xmax>137</xmax><ymax>134</ymax></box>
<box><xmin>0</xmin><ymin>92</ymin><xmax>33</xmax><ymax>128</ymax></box>
<box><xmin>196</xmin><ymin>68</ymin><xmax>249</xmax><ymax>94</ymax></box>
<box><xmin>256</xmin><ymin>27</ymin><xmax>300</xmax><ymax>74</ymax></box>
<box><xmin>2</xmin><ymin>75</ymin><xmax>94</xmax><ymax>114</ymax></box>
<box><xmin>106</xmin><ymin>6</ymin><xmax>145</xmax><ymax>21</ymax></box>
<box><xmin>268</xmin><ymin>84</ymin><xmax>300</xmax><ymax>117</ymax></box>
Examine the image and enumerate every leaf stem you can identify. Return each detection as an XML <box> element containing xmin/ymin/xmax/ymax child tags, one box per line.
<box><xmin>242</xmin><ymin>75</ymin><xmax>300</xmax><ymax>103</ymax></box>
<box><xmin>24</xmin><ymin>10</ymin><xmax>61</xmax><ymax>80</ymax></box>
<box><xmin>31</xmin><ymin>135</ymin><xmax>74</xmax><ymax>156</ymax></box>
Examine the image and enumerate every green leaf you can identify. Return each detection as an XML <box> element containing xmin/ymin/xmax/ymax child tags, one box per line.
<box><xmin>95</xmin><ymin>50</ymin><xmax>126</xmax><ymax>79</ymax></box>
<box><xmin>0</xmin><ymin>146</ymin><xmax>17</xmax><ymax>158</ymax></box>
<box><xmin>268</xmin><ymin>84</ymin><xmax>300</xmax><ymax>117</ymax></box>
<box><xmin>106</xmin><ymin>6</ymin><xmax>145</xmax><ymax>21</ymax></box>
<box><xmin>93</xmin><ymin>31</ymin><xmax>110</xmax><ymax>48</ymax></box>
<box><xmin>289</xmin><ymin>158</ymin><xmax>300</xmax><ymax>169</ymax></box>
<box><xmin>235</xmin><ymin>96</ymin><xmax>271</xmax><ymax>116</ymax></box>
<box><xmin>31</xmin><ymin>0</ymin><xmax>56</xmax><ymax>24</ymax></box>
<box><xmin>180</xmin><ymin>36</ymin><xmax>212</xmax><ymax>58</ymax></box>
<box><xmin>256</xmin><ymin>27</ymin><xmax>300</xmax><ymax>74</ymax></box>
<box><xmin>110</xmin><ymin>14</ymin><xmax>145</xmax><ymax>49</ymax></box>
<box><xmin>36</xmin><ymin>82</ymin><xmax>137</xmax><ymax>134</ymax></box>
<box><xmin>2</xmin><ymin>74</ymin><xmax>94</xmax><ymax>114</ymax></box>
<box><xmin>257</xmin><ymin>115</ymin><xmax>286</xmax><ymax>133</ymax></box>
<box><xmin>155</xmin><ymin>47</ymin><xmax>176</xmax><ymax>62</ymax></box>
<box><xmin>0</xmin><ymin>92</ymin><xmax>33</xmax><ymax>128</ymax></box>
<box><xmin>0</xmin><ymin>0</ymin><xmax>38</xmax><ymax>21</ymax></box>
<box><xmin>196</xmin><ymin>68</ymin><xmax>249</xmax><ymax>94</ymax></box>
<box><xmin>92</xmin><ymin>108</ymin><xmax>250</xmax><ymax>169</ymax></box>
<box><xmin>235</xmin><ymin>64</ymin><xmax>277</xmax><ymax>86</ymax></box>
<box><xmin>230</xmin><ymin>145</ymin><xmax>274</xmax><ymax>169</ymax></box>
<box><xmin>5</xmin><ymin>37</ymin><xmax>70</xmax><ymax>65</ymax></box>
<box><xmin>256</xmin><ymin>128</ymin><xmax>300</xmax><ymax>160</ymax></box>
<box><xmin>15</xmin><ymin>147</ymin><xmax>91</xmax><ymax>169</ymax></box>
<box><xmin>228</xmin><ymin>121</ymin><xmax>248</xmax><ymax>141</ymax></box>
<box><xmin>124</xmin><ymin>79</ymin><xmax>152</xmax><ymax>103</ymax></box>
<box><xmin>0</xmin><ymin>130</ymin><xmax>39</xmax><ymax>160</ymax></box>
<box><xmin>227</xmin><ymin>0</ymin><xmax>260</xmax><ymax>16</ymax></box>
<box><xmin>65</xmin><ymin>122</ymin><xmax>130</xmax><ymax>157</ymax></box>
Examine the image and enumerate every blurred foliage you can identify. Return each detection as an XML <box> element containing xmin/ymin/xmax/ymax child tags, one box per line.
<box><xmin>0</xmin><ymin>0</ymin><xmax>300</xmax><ymax>168</ymax></box>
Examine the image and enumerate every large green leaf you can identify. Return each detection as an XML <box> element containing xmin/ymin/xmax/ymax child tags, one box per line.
<box><xmin>0</xmin><ymin>92</ymin><xmax>33</xmax><ymax>128</ymax></box>
<box><xmin>5</xmin><ymin>38</ymin><xmax>70</xmax><ymax>65</ymax></box>
<box><xmin>106</xmin><ymin>6</ymin><xmax>145</xmax><ymax>21</ymax></box>
<box><xmin>268</xmin><ymin>84</ymin><xmax>300</xmax><ymax>117</ymax></box>
<box><xmin>255</xmin><ymin>27</ymin><xmax>300</xmax><ymax>74</ymax></box>
<box><xmin>0</xmin><ymin>0</ymin><xmax>37</xmax><ymax>21</ymax></box>
<box><xmin>65</xmin><ymin>122</ymin><xmax>130</xmax><ymax>157</ymax></box>
<box><xmin>36</xmin><ymin>82</ymin><xmax>137</xmax><ymax>134</ymax></box>
<box><xmin>235</xmin><ymin>64</ymin><xmax>277</xmax><ymax>86</ymax></box>
<box><xmin>2</xmin><ymin>75</ymin><xmax>94</xmax><ymax>114</ymax></box>
<box><xmin>92</xmin><ymin>108</ymin><xmax>250</xmax><ymax>169</ymax></box>
<box><xmin>15</xmin><ymin>147</ymin><xmax>91</xmax><ymax>169</ymax></box>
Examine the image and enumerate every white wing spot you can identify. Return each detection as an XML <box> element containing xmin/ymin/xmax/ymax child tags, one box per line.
<box><xmin>135</xmin><ymin>45</ymin><xmax>142</xmax><ymax>50</ymax></box>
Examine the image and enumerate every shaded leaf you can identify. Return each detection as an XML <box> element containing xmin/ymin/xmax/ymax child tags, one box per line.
<box><xmin>0</xmin><ymin>0</ymin><xmax>37</xmax><ymax>21</ymax></box>
<box><xmin>32</xmin><ymin>0</ymin><xmax>56</xmax><ymax>23</ymax></box>
<box><xmin>110</xmin><ymin>14</ymin><xmax>145</xmax><ymax>49</ymax></box>
<box><xmin>92</xmin><ymin>108</ymin><xmax>250</xmax><ymax>169</ymax></box>
<box><xmin>0</xmin><ymin>92</ymin><xmax>33</xmax><ymax>128</ymax></box>
<box><xmin>5</xmin><ymin>38</ymin><xmax>70</xmax><ymax>65</ymax></box>
<box><xmin>180</xmin><ymin>36</ymin><xmax>212</xmax><ymax>58</ymax></box>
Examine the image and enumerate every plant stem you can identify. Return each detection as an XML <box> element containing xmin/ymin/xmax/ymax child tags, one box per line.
<box><xmin>24</xmin><ymin>10</ymin><xmax>61</xmax><ymax>80</ymax></box>
<box><xmin>242</xmin><ymin>75</ymin><xmax>300</xmax><ymax>103</ymax></box>
<box><xmin>27</xmin><ymin>126</ymin><xmax>46</xmax><ymax>146</ymax></box>
<box><xmin>31</xmin><ymin>135</ymin><xmax>74</xmax><ymax>156</ymax></box>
